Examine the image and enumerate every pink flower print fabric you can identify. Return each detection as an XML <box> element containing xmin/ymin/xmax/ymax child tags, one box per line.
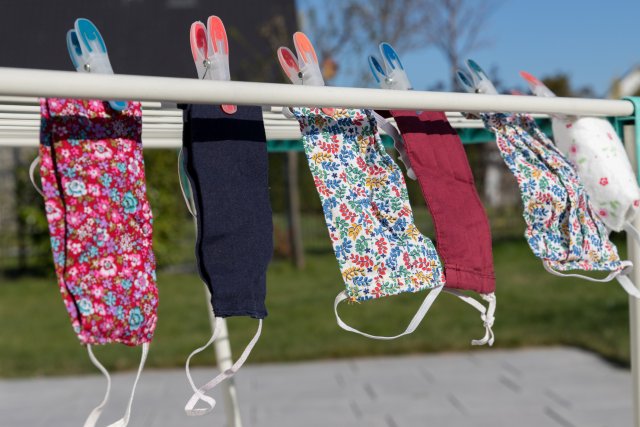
<box><xmin>481</xmin><ymin>113</ymin><xmax>623</xmax><ymax>274</ymax></box>
<box><xmin>551</xmin><ymin>117</ymin><xmax>640</xmax><ymax>232</ymax></box>
<box><xmin>39</xmin><ymin>99</ymin><xmax>158</xmax><ymax>346</ymax></box>
<box><xmin>291</xmin><ymin>107</ymin><xmax>445</xmax><ymax>302</ymax></box>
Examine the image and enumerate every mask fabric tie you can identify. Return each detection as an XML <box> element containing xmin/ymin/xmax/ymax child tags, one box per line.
<box><xmin>84</xmin><ymin>343</ymin><xmax>149</xmax><ymax>427</ymax></box>
<box><xmin>544</xmin><ymin>261</ymin><xmax>640</xmax><ymax>297</ymax></box>
<box><xmin>184</xmin><ymin>319</ymin><xmax>262</xmax><ymax>416</ymax></box>
<box><xmin>443</xmin><ymin>289</ymin><xmax>496</xmax><ymax>346</ymax></box>
<box><xmin>29</xmin><ymin>156</ymin><xmax>45</xmax><ymax>197</ymax></box>
<box><xmin>333</xmin><ymin>285</ymin><xmax>443</xmax><ymax>340</ymax></box>
<box><xmin>371</xmin><ymin>111</ymin><xmax>416</xmax><ymax>180</ymax></box>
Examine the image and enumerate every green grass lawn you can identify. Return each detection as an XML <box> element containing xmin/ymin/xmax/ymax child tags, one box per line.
<box><xmin>0</xmin><ymin>238</ymin><xmax>632</xmax><ymax>378</ymax></box>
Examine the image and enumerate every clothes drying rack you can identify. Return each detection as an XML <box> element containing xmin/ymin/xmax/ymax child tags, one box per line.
<box><xmin>0</xmin><ymin>66</ymin><xmax>638</xmax><ymax>427</ymax></box>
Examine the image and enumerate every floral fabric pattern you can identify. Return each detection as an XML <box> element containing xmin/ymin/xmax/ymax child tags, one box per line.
<box><xmin>39</xmin><ymin>99</ymin><xmax>158</xmax><ymax>346</ymax></box>
<box><xmin>551</xmin><ymin>117</ymin><xmax>640</xmax><ymax>231</ymax></box>
<box><xmin>482</xmin><ymin>113</ymin><xmax>623</xmax><ymax>272</ymax></box>
<box><xmin>292</xmin><ymin>107</ymin><xmax>444</xmax><ymax>302</ymax></box>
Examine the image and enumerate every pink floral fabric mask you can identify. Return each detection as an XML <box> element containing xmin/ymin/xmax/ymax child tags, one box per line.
<box><xmin>37</xmin><ymin>98</ymin><xmax>158</xmax><ymax>427</ymax></box>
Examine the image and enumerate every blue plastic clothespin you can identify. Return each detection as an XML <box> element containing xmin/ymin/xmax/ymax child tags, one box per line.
<box><xmin>66</xmin><ymin>18</ymin><xmax>127</xmax><ymax>111</ymax></box>
<box><xmin>368</xmin><ymin>43</ymin><xmax>412</xmax><ymax>91</ymax></box>
<box><xmin>457</xmin><ymin>59</ymin><xmax>498</xmax><ymax>95</ymax></box>
<box><xmin>366</xmin><ymin>43</ymin><xmax>417</xmax><ymax>179</ymax></box>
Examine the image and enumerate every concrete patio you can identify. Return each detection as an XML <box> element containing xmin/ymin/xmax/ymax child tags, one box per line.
<box><xmin>0</xmin><ymin>347</ymin><xmax>632</xmax><ymax>427</ymax></box>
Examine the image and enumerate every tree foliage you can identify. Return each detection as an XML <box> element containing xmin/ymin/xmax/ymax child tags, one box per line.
<box><xmin>300</xmin><ymin>0</ymin><xmax>497</xmax><ymax>88</ymax></box>
<box><xmin>541</xmin><ymin>73</ymin><xmax>595</xmax><ymax>98</ymax></box>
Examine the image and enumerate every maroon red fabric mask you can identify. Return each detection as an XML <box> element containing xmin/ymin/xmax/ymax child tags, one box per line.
<box><xmin>377</xmin><ymin>109</ymin><xmax>496</xmax><ymax>344</ymax></box>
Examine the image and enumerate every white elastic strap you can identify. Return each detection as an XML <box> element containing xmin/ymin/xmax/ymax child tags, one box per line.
<box><xmin>443</xmin><ymin>289</ymin><xmax>496</xmax><ymax>346</ymax></box>
<box><xmin>84</xmin><ymin>342</ymin><xmax>149</xmax><ymax>427</ymax></box>
<box><xmin>84</xmin><ymin>345</ymin><xmax>113</xmax><ymax>427</ymax></box>
<box><xmin>544</xmin><ymin>261</ymin><xmax>640</xmax><ymax>298</ymax></box>
<box><xmin>29</xmin><ymin>156</ymin><xmax>44</xmax><ymax>197</ymax></box>
<box><xmin>282</xmin><ymin>107</ymin><xmax>295</xmax><ymax>119</ymax></box>
<box><xmin>372</xmin><ymin>111</ymin><xmax>417</xmax><ymax>180</ymax></box>
<box><xmin>177</xmin><ymin>148</ymin><xmax>197</xmax><ymax>217</ymax></box>
<box><xmin>543</xmin><ymin>261</ymin><xmax>625</xmax><ymax>283</ymax></box>
<box><xmin>184</xmin><ymin>318</ymin><xmax>263</xmax><ymax>416</ymax></box>
<box><xmin>333</xmin><ymin>285</ymin><xmax>443</xmax><ymax>340</ymax></box>
<box><xmin>616</xmin><ymin>274</ymin><xmax>640</xmax><ymax>298</ymax></box>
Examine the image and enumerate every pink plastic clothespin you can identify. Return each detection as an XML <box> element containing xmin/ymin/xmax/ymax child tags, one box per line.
<box><xmin>190</xmin><ymin>16</ymin><xmax>236</xmax><ymax>114</ymax></box>
<box><xmin>277</xmin><ymin>32</ymin><xmax>335</xmax><ymax>116</ymax></box>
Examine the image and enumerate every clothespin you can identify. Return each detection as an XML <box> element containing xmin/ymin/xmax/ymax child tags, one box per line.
<box><xmin>368</xmin><ymin>43</ymin><xmax>412</xmax><ymax>91</ymax></box>
<box><xmin>456</xmin><ymin>68</ymin><xmax>476</xmax><ymax>94</ymax></box>
<box><xmin>519</xmin><ymin>71</ymin><xmax>568</xmax><ymax>120</ymax></box>
<box><xmin>367</xmin><ymin>42</ymin><xmax>416</xmax><ymax>180</ymax></box>
<box><xmin>456</xmin><ymin>60</ymin><xmax>498</xmax><ymax>119</ymax></box>
<box><xmin>520</xmin><ymin>71</ymin><xmax>556</xmax><ymax>98</ymax></box>
<box><xmin>190</xmin><ymin>16</ymin><xmax>236</xmax><ymax>114</ymax></box>
<box><xmin>66</xmin><ymin>18</ymin><xmax>127</xmax><ymax>111</ymax></box>
<box><xmin>457</xmin><ymin>59</ymin><xmax>498</xmax><ymax>95</ymax></box>
<box><xmin>277</xmin><ymin>32</ymin><xmax>334</xmax><ymax>115</ymax></box>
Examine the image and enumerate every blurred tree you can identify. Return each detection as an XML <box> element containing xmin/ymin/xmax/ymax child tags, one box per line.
<box><xmin>541</xmin><ymin>73</ymin><xmax>595</xmax><ymax>98</ymax></box>
<box><xmin>302</xmin><ymin>0</ymin><xmax>441</xmax><ymax>85</ymax></box>
<box><xmin>608</xmin><ymin>66</ymin><xmax>640</xmax><ymax>98</ymax></box>
<box><xmin>143</xmin><ymin>150</ymin><xmax>195</xmax><ymax>269</ymax></box>
<box><xmin>14</xmin><ymin>149</ymin><xmax>50</xmax><ymax>275</ymax></box>
<box><xmin>230</xmin><ymin>13</ymin><xmax>308</xmax><ymax>268</ymax></box>
<box><xmin>422</xmin><ymin>0</ymin><xmax>498</xmax><ymax>90</ymax></box>
<box><xmin>301</xmin><ymin>0</ymin><xmax>497</xmax><ymax>89</ymax></box>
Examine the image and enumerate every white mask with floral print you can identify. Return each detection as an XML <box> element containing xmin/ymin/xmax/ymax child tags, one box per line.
<box><xmin>551</xmin><ymin>117</ymin><xmax>640</xmax><ymax>233</ymax></box>
<box><xmin>521</xmin><ymin>71</ymin><xmax>640</xmax><ymax>238</ymax></box>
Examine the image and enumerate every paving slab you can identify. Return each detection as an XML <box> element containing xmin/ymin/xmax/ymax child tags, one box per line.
<box><xmin>0</xmin><ymin>346</ymin><xmax>633</xmax><ymax>427</ymax></box>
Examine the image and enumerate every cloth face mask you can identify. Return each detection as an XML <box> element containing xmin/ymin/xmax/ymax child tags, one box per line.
<box><xmin>376</xmin><ymin>109</ymin><xmax>496</xmax><ymax>345</ymax></box>
<box><xmin>481</xmin><ymin>112</ymin><xmax>638</xmax><ymax>297</ymax></box>
<box><xmin>180</xmin><ymin>104</ymin><xmax>273</xmax><ymax>416</ymax></box>
<box><xmin>292</xmin><ymin>107</ymin><xmax>445</xmax><ymax>340</ymax></box>
<box><xmin>551</xmin><ymin>117</ymin><xmax>640</xmax><ymax>235</ymax></box>
<box><xmin>37</xmin><ymin>98</ymin><xmax>158</xmax><ymax>427</ymax></box>
<box><xmin>520</xmin><ymin>72</ymin><xmax>640</xmax><ymax>237</ymax></box>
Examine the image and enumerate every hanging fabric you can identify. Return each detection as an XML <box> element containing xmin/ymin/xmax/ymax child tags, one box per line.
<box><xmin>377</xmin><ymin>109</ymin><xmax>497</xmax><ymax>344</ymax></box>
<box><xmin>369</xmin><ymin>43</ymin><xmax>496</xmax><ymax>345</ymax></box>
<box><xmin>292</xmin><ymin>106</ymin><xmax>445</xmax><ymax>339</ymax></box>
<box><xmin>38</xmin><ymin>98</ymin><xmax>157</xmax><ymax>427</ymax></box>
<box><xmin>458</xmin><ymin>60</ymin><xmax>637</xmax><ymax>297</ymax></box>
<box><xmin>278</xmin><ymin>33</ymin><xmax>445</xmax><ymax>339</ymax></box>
<box><xmin>180</xmin><ymin>103</ymin><xmax>273</xmax><ymax>415</ymax></box>
<box><xmin>521</xmin><ymin>71</ymin><xmax>640</xmax><ymax>236</ymax></box>
<box><xmin>178</xmin><ymin>16</ymin><xmax>273</xmax><ymax>416</ymax></box>
<box><xmin>482</xmin><ymin>113</ymin><xmax>631</xmax><ymax>278</ymax></box>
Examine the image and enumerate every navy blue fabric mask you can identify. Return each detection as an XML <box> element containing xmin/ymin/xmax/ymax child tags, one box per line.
<box><xmin>180</xmin><ymin>104</ymin><xmax>273</xmax><ymax>415</ymax></box>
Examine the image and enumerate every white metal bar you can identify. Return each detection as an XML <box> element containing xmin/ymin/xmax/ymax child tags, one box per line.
<box><xmin>624</xmin><ymin>124</ymin><xmax>640</xmax><ymax>427</ymax></box>
<box><xmin>0</xmin><ymin>103</ymin><xmax>501</xmax><ymax>148</ymax></box>
<box><xmin>0</xmin><ymin>97</ymin><xmax>558</xmax><ymax>149</ymax></box>
<box><xmin>0</xmin><ymin>96</ymin><xmax>39</xmax><ymax>103</ymax></box>
<box><xmin>207</xmin><ymin>310</ymin><xmax>243</xmax><ymax>427</ymax></box>
<box><xmin>0</xmin><ymin>67</ymin><xmax>633</xmax><ymax>117</ymax></box>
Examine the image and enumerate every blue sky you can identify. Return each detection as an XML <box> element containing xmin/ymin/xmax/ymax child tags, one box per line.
<box><xmin>296</xmin><ymin>0</ymin><xmax>640</xmax><ymax>96</ymax></box>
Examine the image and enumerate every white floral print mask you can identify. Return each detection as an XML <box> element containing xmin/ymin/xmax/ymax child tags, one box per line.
<box><xmin>521</xmin><ymin>71</ymin><xmax>640</xmax><ymax>236</ymax></box>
